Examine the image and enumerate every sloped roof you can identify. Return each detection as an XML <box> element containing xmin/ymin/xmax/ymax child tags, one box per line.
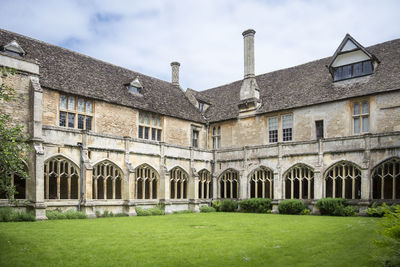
<box><xmin>0</xmin><ymin>29</ymin><xmax>205</xmax><ymax>123</ymax></box>
<box><xmin>198</xmin><ymin>37</ymin><xmax>400</xmax><ymax>122</ymax></box>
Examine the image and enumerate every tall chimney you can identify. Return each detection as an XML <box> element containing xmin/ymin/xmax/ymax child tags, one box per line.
<box><xmin>170</xmin><ymin>61</ymin><xmax>180</xmax><ymax>86</ymax></box>
<box><xmin>239</xmin><ymin>29</ymin><xmax>260</xmax><ymax>103</ymax></box>
<box><xmin>243</xmin><ymin>29</ymin><xmax>255</xmax><ymax>79</ymax></box>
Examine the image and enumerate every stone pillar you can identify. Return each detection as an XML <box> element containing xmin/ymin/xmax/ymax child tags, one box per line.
<box><xmin>314</xmin><ymin>170</ymin><xmax>322</xmax><ymax>200</ymax></box>
<box><xmin>27</xmin><ymin>76</ymin><xmax>47</xmax><ymax>219</ymax></box>
<box><xmin>189</xmin><ymin>168</ymin><xmax>200</xmax><ymax>212</ymax></box>
<box><xmin>240</xmin><ymin>147</ymin><xmax>248</xmax><ymax>200</ymax></box>
<box><xmin>212</xmin><ymin>174</ymin><xmax>218</xmax><ymax>199</ymax></box>
<box><xmin>361</xmin><ymin>168</ymin><xmax>370</xmax><ymax>200</ymax></box>
<box><xmin>170</xmin><ymin>62</ymin><xmax>180</xmax><ymax>86</ymax></box>
<box><xmin>239</xmin><ymin>171</ymin><xmax>247</xmax><ymax>200</ymax></box>
<box><xmin>273</xmin><ymin>171</ymin><xmax>282</xmax><ymax>200</ymax></box>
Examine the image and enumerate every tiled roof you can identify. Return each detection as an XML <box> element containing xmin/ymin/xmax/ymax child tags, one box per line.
<box><xmin>197</xmin><ymin>38</ymin><xmax>400</xmax><ymax>122</ymax></box>
<box><xmin>2</xmin><ymin>28</ymin><xmax>399</xmax><ymax>124</ymax></box>
<box><xmin>0</xmin><ymin>29</ymin><xmax>205</xmax><ymax>123</ymax></box>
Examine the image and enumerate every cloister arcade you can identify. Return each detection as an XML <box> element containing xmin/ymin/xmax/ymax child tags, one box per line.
<box><xmin>3</xmin><ymin>156</ymin><xmax>400</xmax><ymax>203</ymax></box>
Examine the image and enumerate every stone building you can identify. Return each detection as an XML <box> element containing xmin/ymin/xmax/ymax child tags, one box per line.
<box><xmin>0</xmin><ymin>28</ymin><xmax>399</xmax><ymax>219</ymax></box>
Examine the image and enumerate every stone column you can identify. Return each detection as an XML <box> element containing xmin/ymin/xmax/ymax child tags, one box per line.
<box><xmin>212</xmin><ymin>174</ymin><xmax>218</xmax><ymax>199</ymax></box>
<box><xmin>27</xmin><ymin>76</ymin><xmax>47</xmax><ymax>219</ymax></box>
<box><xmin>189</xmin><ymin>168</ymin><xmax>200</xmax><ymax>212</ymax></box>
<box><xmin>239</xmin><ymin>171</ymin><xmax>247</xmax><ymax>200</ymax></box>
<box><xmin>361</xmin><ymin>168</ymin><xmax>370</xmax><ymax>200</ymax></box>
<box><xmin>314</xmin><ymin>170</ymin><xmax>322</xmax><ymax>200</ymax></box>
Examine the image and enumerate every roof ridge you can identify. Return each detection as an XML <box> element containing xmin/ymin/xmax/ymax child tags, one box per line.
<box><xmin>199</xmin><ymin>37</ymin><xmax>400</xmax><ymax>94</ymax></box>
<box><xmin>0</xmin><ymin>28</ymin><xmax>175</xmax><ymax>87</ymax></box>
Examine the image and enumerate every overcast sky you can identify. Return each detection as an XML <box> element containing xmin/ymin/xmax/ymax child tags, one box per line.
<box><xmin>1</xmin><ymin>0</ymin><xmax>399</xmax><ymax>90</ymax></box>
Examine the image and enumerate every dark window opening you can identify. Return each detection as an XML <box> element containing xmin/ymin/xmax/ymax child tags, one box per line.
<box><xmin>316</xmin><ymin>120</ymin><xmax>324</xmax><ymax>139</ymax></box>
<box><xmin>157</xmin><ymin>129</ymin><xmax>162</xmax><ymax>141</ymax></box>
<box><xmin>86</xmin><ymin>116</ymin><xmax>92</xmax><ymax>130</ymax></box>
<box><xmin>127</xmin><ymin>85</ymin><xmax>141</xmax><ymax>94</ymax></box>
<box><xmin>78</xmin><ymin>115</ymin><xmax>85</xmax><ymax>129</ymax></box>
<box><xmin>59</xmin><ymin>112</ymin><xmax>66</xmax><ymax>127</ymax></box>
<box><xmin>333</xmin><ymin>60</ymin><xmax>373</xmax><ymax>81</ymax></box>
<box><xmin>68</xmin><ymin>113</ymin><xmax>75</xmax><ymax>128</ymax></box>
<box><xmin>269</xmin><ymin>130</ymin><xmax>278</xmax><ymax>143</ymax></box>
<box><xmin>192</xmin><ymin>130</ymin><xmax>199</xmax><ymax>148</ymax></box>
<box><xmin>138</xmin><ymin>126</ymin><xmax>143</xmax><ymax>139</ymax></box>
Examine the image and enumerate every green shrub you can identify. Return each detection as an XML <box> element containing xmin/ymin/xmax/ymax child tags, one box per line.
<box><xmin>200</xmin><ymin>205</ymin><xmax>216</xmax><ymax>213</ymax></box>
<box><xmin>316</xmin><ymin>198</ymin><xmax>348</xmax><ymax>216</ymax></box>
<box><xmin>334</xmin><ymin>205</ymin><xmax>356</xmax><ymax>216</ymax></box>
<box><xmin>366</xmin><ymin>203</ymin><xmax>398</xmax><ymax>217</ymax></box>
<box><xmin>46</xmin><ymin>210</ymin><xmax>66</xmax><ymax>220</ymax></box>
<box><xmin>300</xmin><ymin>208</ymin><xmax>311</xmax><ymax>215</ymax></box>
<box><xmin>136</xmin><ymin>207</ymin><xmax>164</xmax><ymax>216</ymax></box>
<box><xmin>211</xmin><ymin>200</ymin><xmax>222</xmax><ymax>211</ymax></box>
<box><xmin>46</xmin><ymin>209</ymin><xmax>87</xmax><ymax>220</ymax></box>
<box><xmin>219</xmin><ymin>200</ymin><xmax>238</xmax><ymax>212</ymax></box>
<box><xmin>374</xmin><ymin>204</ymin><xmax>400</xmax><ymax>266</ymax></box>
<box><xmin>0</xmin><ymin>207</ymin><xmax>36</xmax><ymax>222</ymax></box>
<box><xmin>136</xmin><ymin>207</ymin><xmax>151</xmax><ymax>216</ymax></box>
<box><xmin>278</xmin><ymin>199</ymin><xmax>305</xmax><ymax>214</ymax></box>
<box><xmin>239</xmin><ymin>198</ymin><xmax>272</xmax><ymax>213</ymax></box>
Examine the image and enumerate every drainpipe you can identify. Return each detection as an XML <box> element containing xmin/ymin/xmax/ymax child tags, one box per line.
<box><xmin>210</xmin><ymin>159</ymin><xmax>215</xmax><ymax>207</ymax></box>
<box><xmin>206</xmin><ymin>122</ymin><xmax>209</xmax><ymax>149</ymax></box>
<box><xmin>77</xmin><ymin>142</ymin><xmax>84</xmax><ymax>211</ymax></box>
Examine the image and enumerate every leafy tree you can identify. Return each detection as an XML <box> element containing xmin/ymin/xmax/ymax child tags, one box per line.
<box><xmin>0</xmin><ymin>68</ymin><xmax>29</xmax><ymax>202</ymax></box>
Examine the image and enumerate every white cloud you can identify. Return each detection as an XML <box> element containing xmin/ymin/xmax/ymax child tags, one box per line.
<box><xmin>1</xmin><ymin>0</ymin><xmax>399</xmax><ymax>90</ymax></box>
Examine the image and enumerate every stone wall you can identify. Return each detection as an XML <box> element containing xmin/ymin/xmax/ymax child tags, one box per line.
<box><xmin>0</xmin><ymin>72</ymin><xmax>31</xmax><ymax>134</ymax></box>
<box><xmin>209</xmin><ymin>91</ymin><xmax>400</xmax><ymax>149</ymax></box>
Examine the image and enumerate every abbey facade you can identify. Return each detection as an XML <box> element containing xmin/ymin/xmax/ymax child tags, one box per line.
<box><xmin>0</xmin><ymin>28</ymin><xmax>399</xmax><ymax>219</ymax></box>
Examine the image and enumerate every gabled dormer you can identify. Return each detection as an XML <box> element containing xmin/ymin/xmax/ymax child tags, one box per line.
<box><xmin>3</xmin><ymin>40</ymin><xmax>25</xmax><ymax>57</ymax></box>
<box><xmin>125</xmin><ymin>77</ymin><xmax>143</xmax><ymax>95</ymax></box>
<box><xmin>328</xmin><ymin>34</ymin><xmax>379</xmax><ymax>82</ymax></box>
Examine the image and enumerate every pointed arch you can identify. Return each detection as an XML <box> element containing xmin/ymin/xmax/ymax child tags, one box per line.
<box><xmin>248</xmin><ymin>166</ymin><xmax>274</xmax><ymax>199</ymax></box>
<box><xmin>44</xmin><ymin>155</ymin><xmax>80</xmax><ymax>200</ymax></box>
<box><xmin>135</xmin><ymin>163</ymin><xmax>159</xmax><ymax>199</ymax></box>
<box><xmin>92</xmin><ymin>160</ymin><xmax>123</xmax><ymax>200</ymax></box>
<box><xmin>170</xmin><ymin>166</ymin><xmax>189</xmax><ymax>199</ymax></box>
<box><xmin>283</xmin><ymin>163</ymin><xmax>314</xmax><ymax>200</ymax></box>
<box><xmin>218</xmin><ymin>168</ymin><xmax>239</xmax><ymax>199</ymax></box>
<box><xmin>324</xmin><ymin>160</ymin><xmax>361</xmax><ymax>199</ymax></box>
<box><xmin>371</xmin><ymin>157</ymin><xmax>400</xmax><ymax>200</ymax></box>
<box><xmin>198</xmin><ymin>169</ymin><xmax>212</xmax><ymax>199</ymax></box>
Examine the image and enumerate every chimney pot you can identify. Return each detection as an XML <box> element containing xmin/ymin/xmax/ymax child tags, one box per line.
<box><xmin>170</xmin><ymin>61</ymin><xmax>180</xmax><ymax>86</ymax></box>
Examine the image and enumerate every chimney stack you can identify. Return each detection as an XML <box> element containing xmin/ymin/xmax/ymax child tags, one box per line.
<box><xmin>243</xmin><ymin>29</ymin><xmax>256</xmax><ymax>79</ymax></box>
<box><xmin>239</xmin><ymin>29</ymin><xmax>260</xmax><ymax>105</ymax></box>
<box><xmin>170</xmin><ymin>61</ymin><xmax>180</xmax><ymax>86</ymax></box>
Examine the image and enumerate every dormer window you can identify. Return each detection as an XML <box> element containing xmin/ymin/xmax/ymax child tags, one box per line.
<box><xmin>127</xmin><ymin>85</ymin><xmax>141</xmax><ymax>94</ymax></box>
<box><xmin>333</xmin><ymin>60</ymin><xmax>373</xmax><ymax>81</ymax></box>
<box><xmin>3</xmin><ymin>40</ymin><xmax>25</xmax><ymax>57</ymax></box>
<box><xmin>125</xmin><ymin>77</ymin><xmax>143</xmax><ymax>95</ymax></box>
<box><xmin>328</xmin><ymin>34</ymin><xmax>379</xmax><ymax>82</ymax></box>
<box><xmin>198</xmin><ymin>102</ymin><xmax>205</xmax><ymax>112</ymax></box>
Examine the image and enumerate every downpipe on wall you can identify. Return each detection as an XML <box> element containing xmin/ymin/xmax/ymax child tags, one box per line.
<box><xmin>77</xmin><ymin>142</ymin><xmax>84</xmax><ymax>211</ymax></box>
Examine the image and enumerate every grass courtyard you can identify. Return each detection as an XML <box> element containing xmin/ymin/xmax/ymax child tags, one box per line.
<box><xmin>0</xmin><ymin>213</ymin><xmax>385</xmax><ymax>266</ymax></box>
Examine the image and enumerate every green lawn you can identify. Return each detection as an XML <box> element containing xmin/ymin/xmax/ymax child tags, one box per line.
<box><xmin>0</xmin><ymin>213</ymin><xmax>385</xmax><ymax>266</ymax></box>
